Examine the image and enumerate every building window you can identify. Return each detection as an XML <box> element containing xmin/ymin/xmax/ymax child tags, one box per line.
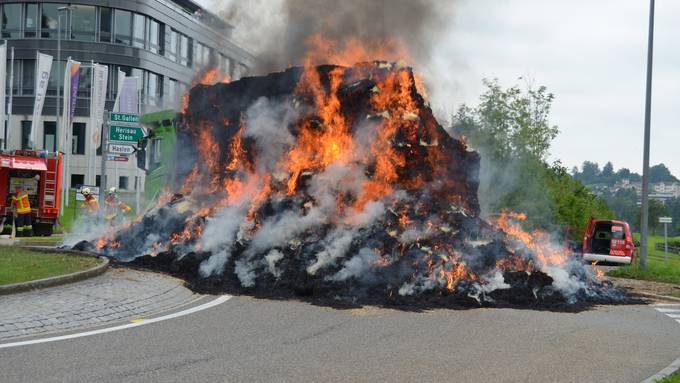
<box><xmin>72</xmin><ymin>122</ymin><xmax>86</xmax><ymax>155</ymax></box>
<box><xmin>179</xmin><ymin>34</ymin><xmax>191</xmax><ymax>67</ymax></box>
<box><xmin>132</xmin><ymin>13</ymin><xmax>145</xmax><ymax>48</ymax></box>
<box><xmin>21</xmin><ymin>121</ymin><xmax>31</xmax><ymax>149</ymax></box>
<box><xmin>43</xmin><ymin>121</ymin><xmax>56</xmax><ymax>152</ymax></box>
<box><xmin>151</xmin><ymin>138</ymin><xmax>161</xmax><ymax>167</ymax></box>
<box><xmin>146</xmin><ymin>72</ymin><xmax>161</xmax><ymax>106</ymax></box>
<box><xmin>9</xmin><ymin>59</ymin><xmax>19</xmax><ymax>95</ymax></box>
<box><xmin>71</xmin><ymin>5</ymin><xmax>95</xmax><ymax>41</ymax></box>
<box><xmin>119</xmin><ymin>176</ymin><xmax>128</xmax><ymax>190</ymax></box>
<box><xmin>99</xmin><ymin>7</ymin><xmax>112</xmax><ymax>43</ymax></box>
<box><xmin>71</xmin><ymin>174</ymin><xmax>84</xmax><ymax>188</ymax></box>
<box><xmin>24</xmin><ymin>3</ymin><xmax>38</xmax><ymax>38</ymax></box>
<box><xmin>166</xmin><ymin>78</ymin><xmax>178</xmax><ymax>106</ymax></box>
<box><xmin>21</xmin><ymin>59</ymin><xmax>36</xmax><ymax>96</ymax></box>
<box><xmin>95</xmin><ymin>175</ymin><xmax>100</xmax><ymax>187</ymax></box>
<box><xmin>167</xmin><ymin>29</ymin><xmax>179</xmax><ymax>62</ymax></box>
<box><xmin>147</xmin><ymin>19</ymin><xmax>162</xmax><ymax>54</ymax></box>
<box><xmin>2</xmin><ymin>4</ymin><xmax>22</xmax><ymax>38</ymax></box>
<box><xmin>114</xmin><ymin>9</ymin><xmax>131</xmax><ymax>45</ymax></box>
<box><xmin>77</xmin><ymin>67</ymin><xmax>91</xmax><ymax>98</ymax></box>
<box><xmin>47</xmin><ymin>60</ymin><xmax>65</xmax><ymax>96</ymax></box>
<box><xmin>40</xmin><ymin>3</ymin><xmax>66</xmax><ymax>39</ymax></box>
<box><xmin>203</xmin><ymin>47</ymin><xmax>212</xmax><ymax>67</ymax></box>
<box><xmin>220</xmin><ymin>54</ymin><xmax>231</xmax><ymax>78</ymax></box>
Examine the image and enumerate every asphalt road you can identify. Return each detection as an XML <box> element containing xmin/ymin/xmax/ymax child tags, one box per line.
<box><xmin>1</xmin><ymin>295</ymin><xmax>679</xmax><ymax>383</ymax></box>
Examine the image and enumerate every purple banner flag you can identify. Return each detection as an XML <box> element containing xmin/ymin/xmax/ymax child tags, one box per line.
<box><xmin>68</xmin><ymin>62</ymin><xmax>81</xmax><ymax>124</ymax></box>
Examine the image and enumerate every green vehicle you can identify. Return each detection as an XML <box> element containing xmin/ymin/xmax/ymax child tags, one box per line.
<box><xmin>139</xmin><ymin>109</ymin><xmax>178</xmax><ymax>204</ymax></box>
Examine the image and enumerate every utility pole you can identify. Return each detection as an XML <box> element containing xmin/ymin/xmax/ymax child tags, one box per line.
<box><xmin>640</xmin><ymin>0</ymin><xmax>655</xmax><ymax>272</ymax></box>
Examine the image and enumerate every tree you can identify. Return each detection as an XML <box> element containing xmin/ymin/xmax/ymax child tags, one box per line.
<box><xmin>451</xmin><ymin>79</ymin><xmax>612</xmax><ymax>239</ymax></box>
<box><xmin>606</xmin><ymin>188</ymin><xmax>639</xmax><ymax>231</ymax></box>
<box><xmin>616</xmin><ymin>167</ymin><xmax>640</xmax><ymax>182</ymax></box>
<box><xmin>601</xmin><ymin>162</ymin><xmax>615</xmax><ymax>185</ymax></box>
<box><xmin>649</xmin><ymin>164</ymin><xmax>679</xmax><ymax>183</ymax></box>
<box><xmin>453</xmin><ymin>78</ymin><xmax>559</xmax><ymax>162</ymax></box>
<box><xmin>637</xmin><ymin>199</ymin><xmax>669</xmax><ymax>236</ymax></box>
<box><xmin>577</xmin><ymin>161</ymin><xmax>601</xmax><ymax>184</ymax></box>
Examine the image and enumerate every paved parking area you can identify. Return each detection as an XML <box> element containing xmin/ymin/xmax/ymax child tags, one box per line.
<box><xmin>0</xmin><ymin>269</ymin><xmax>197</xmax><ymax>340</ymax></box>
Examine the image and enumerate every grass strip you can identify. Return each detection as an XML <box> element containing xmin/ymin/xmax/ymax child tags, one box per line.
<box><xmin>0</xmin><ymin>246</ymin><xmax>102</xmax><ymax>286</ymax></box>
<box><xmin>608</xmin><ymin>234</ymin><xmax>680</xmax><ymax>284</ymax></box>
<box><xmin>656</xmin><ymin>371</ymin><xmax>680</xmax><ymax>383</ymax></box>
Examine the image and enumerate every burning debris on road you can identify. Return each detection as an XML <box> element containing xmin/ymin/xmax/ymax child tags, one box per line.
<box><xmin>74</xmin><ymin>61</ymin><xmax>626</xmax><ymax>310</ymax></box>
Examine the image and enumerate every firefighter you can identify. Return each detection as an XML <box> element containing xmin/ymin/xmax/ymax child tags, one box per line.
<box><xmin>11</xmin><ymin>185</ymin><xmax>33</xmax><ymax>237</ymax></box>
<box><xmin>80</xmin><ymin>187</ymin><xmax>99</xmax><ymax>213</ymax></box>
<box><xmin>103</xmin><ymin>187</ymin><xmax>132</xmax><ymax>224</ymax></box>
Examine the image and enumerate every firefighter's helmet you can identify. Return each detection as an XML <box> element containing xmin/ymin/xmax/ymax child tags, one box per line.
<box><xmin>81</xmin><ymin>187</ymin><xmax>92</xmax><ymax>196</ymax></box>
<box><xmin>107</xmin><ymin>187</ymin><xmax>117</xmax><ymax>196</ymax></box>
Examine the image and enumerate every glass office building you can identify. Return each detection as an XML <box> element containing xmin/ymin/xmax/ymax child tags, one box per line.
<box><xmin>0</xmin><ymin>0</ymin><xmax>253</xmax><ymax>191</ymax></box>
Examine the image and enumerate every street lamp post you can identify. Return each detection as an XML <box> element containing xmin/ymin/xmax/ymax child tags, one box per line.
<box><xmin>640</xmin><ymin>0</ymin><xmax>655</xmax><ymax>272</ymax></box>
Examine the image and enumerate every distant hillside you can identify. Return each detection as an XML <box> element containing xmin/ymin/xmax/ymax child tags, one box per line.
<box><xmin>572</xmin><ymin>162</ymin><xmax>678</xmax><ymax>186</ymax></box>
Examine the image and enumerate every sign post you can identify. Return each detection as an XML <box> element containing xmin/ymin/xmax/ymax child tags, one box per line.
<box><xmin>100</xmin><ymin>111</ymin><xmax>109</xmax><ymax>202</ymax></box>
<box><xmin>659</xmin><ymin>216</ymin><xmax>672</xmax><ymax>264</ymax></box>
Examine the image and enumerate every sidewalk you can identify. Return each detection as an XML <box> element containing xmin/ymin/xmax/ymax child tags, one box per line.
<box><xmin>0</xmin><ymin>269</ymin><xmax>197</xmax><ymax>341</ymax></box>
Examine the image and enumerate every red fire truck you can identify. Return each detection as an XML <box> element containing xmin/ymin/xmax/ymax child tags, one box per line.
<box><xmin>0</xmin><ymin>150</ymin><xmax>62</xmax><ymax>236</ymax></box>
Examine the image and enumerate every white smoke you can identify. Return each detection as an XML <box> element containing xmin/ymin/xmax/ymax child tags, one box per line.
<box><xmin>328</xmin><ymin>247</ymin><xmax>381</xmax><ymax>281</ymax></box>
<box><xmin>199</xmin><ymin>249</ymin><xmax>230</xmax><ymax>278</ymax></box>
<box><xmin>479</xmin><ymin>270</ymin><xmax>510</xmax><ymax>294</ymax></box>
<box><xmin>264</xmin><ymin>249</ymin><xmax>285</xmax><ymax>278</ymax></box>
<box><xmin>244</xmin><ymin>97</ymin><xmax>298</xmax><ymax>172</ymax></box>
<box><xmin>235</xmin><ymin>259</ymin><xmax>257</xmax><ymax>287</ymax></box>
<box><xmin>199</xmin><ymin>205</ymin><xmax>248</xmax><ymax>254</ymax></box>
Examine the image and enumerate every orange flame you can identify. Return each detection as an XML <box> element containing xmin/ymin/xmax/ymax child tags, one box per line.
<box><xmin>494</xmin><ymin>211</ymin><xmax>568</xmax><ymax>267</ymax></box>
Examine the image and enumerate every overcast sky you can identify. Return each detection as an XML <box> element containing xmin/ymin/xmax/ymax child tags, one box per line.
<box><xmin>198</xmin><ymin>0</ymin><xmax>679</xmax><ymax>177</ymax></box>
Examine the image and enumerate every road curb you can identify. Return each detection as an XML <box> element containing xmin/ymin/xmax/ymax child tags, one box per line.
<box><xmin>641</xmin><ymin>356</ymin><xmax>680</xmax><ymax>383</ymax></box>
<box><xmin>0</xmin><ymin>248</ymin><xmax>109</xmax><ymax>295</ymax></box>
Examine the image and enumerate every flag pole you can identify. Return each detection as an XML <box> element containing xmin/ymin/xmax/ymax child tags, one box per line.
<box><xmin>7</xmin><ymin>46</ymin><xmax>14</xmax><ymax>149</ymax></box>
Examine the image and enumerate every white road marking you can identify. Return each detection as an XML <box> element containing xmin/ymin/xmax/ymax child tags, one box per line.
<box><xmin>0</xmin><ymin>295</ymin><xmax>231</xmax><ymax>350</ymax></box>
<box><xmin>642</xmin><ymin>306</ymin><xmax>680</xmax><ymax>382</ymax></box>
<box><xmin>655</xmin><ymin>308</ymin><xmax>680</xmax><ymax>313</ymax></box>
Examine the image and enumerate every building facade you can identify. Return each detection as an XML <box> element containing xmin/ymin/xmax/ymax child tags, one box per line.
<box><xmin>0</xmin><ymin>0</ymin><xmax>252</xmax><ymax>192</ymax></box>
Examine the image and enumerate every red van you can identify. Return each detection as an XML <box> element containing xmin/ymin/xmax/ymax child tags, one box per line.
<box><xmin>582</xmin><ymin>218</ymin><xmax>637</xmax><ymax>265</ymax></box>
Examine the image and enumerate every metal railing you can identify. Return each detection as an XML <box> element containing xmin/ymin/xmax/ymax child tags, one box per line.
<box><xmin>655</xmin><ymin>242</ymin><xmax>680</xmax><ymax>255</ymax></box>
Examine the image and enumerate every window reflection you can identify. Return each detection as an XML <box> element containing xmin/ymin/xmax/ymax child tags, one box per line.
<box><xmin>41</xmin><ymin>3</ymin><xmax>65</xmax><ymax>39</ymax></box>
<box><xmin>132</xmin><ymin>13</ymin><xmax>145</xmax><ymax>48</ymax></box>
<box><xmin>78</xmin><ymin>67</ymin><xmax>92</xmax><ymax>98</ymax></box>
<box><xmin>148</xmin><ymin>19</ymin><xmax>161</xmax><ymax>54</ymax></box>
<box><xmin>71</xmin><ymin>5</ymin><xmax>95</xmax><ymax>41</ymax></box>
<box><xmin>2</xmin><ymin>4</ymin><xmax>22</xmax><ymax>38</ymax></box>
<box><xmin>47</xmin><ymin>60</ymin><xmax>65</xmax><ymax>96</ymax></box>
<box><xmin>99</xmin><ymin>7</ymin><xmax>112</xmax><ymax>42</ymax></box>
<box><xmin>167</xmin><ymin>29</ymin><xmax>178</xmax><ymax>62</ymax></box>
<box><xmin>22</xmin><ymin>59</ymin><xmax>36</xmax><ymax>96</ymax></box>
<box><xmin>114</xmin><ymin>9</ymin><xmax>131</xmax><ymax>45</ymax></box>
<box><xmin>24</xmin><ymin>4</ymin><xmax>38</xmax><ymax>38</ymax></box>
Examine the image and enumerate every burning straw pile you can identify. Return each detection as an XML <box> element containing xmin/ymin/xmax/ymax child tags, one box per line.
<box><xmin>76</xmin><ymin>61</ymin><xmax>625</xmax><ymax>309</ymax></box>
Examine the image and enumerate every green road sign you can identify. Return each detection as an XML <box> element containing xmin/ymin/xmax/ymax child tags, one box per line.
<box><xmin>110</xmin><ymin>113</ymin><xmax>140</xmax><ymax>124</ymax></box>
<box><xmin>109</xmin><ymin>125</ymin><xmax>144</xmax><ymax>143</ymax></box>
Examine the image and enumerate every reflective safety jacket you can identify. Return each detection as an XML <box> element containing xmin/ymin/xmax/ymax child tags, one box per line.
<box><xmin>104</xmin><ymin>196</ymin><xmax>132</xmax><ymax>220</ymax></box>
<box><xmin>82</xmin><ymin>195</ymin><xmax>99</xmax><ymax>212</ymax></box>
<box><xmin>11</xmin><ymin>192</ymin><xmax>31</xmax><ymax>214</ymax></box>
